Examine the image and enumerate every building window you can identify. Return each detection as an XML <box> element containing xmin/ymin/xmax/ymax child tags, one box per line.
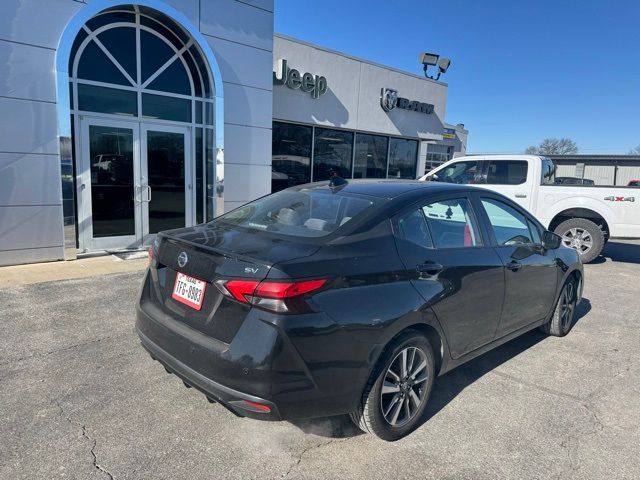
<box><xmin>388</xmin><ymin>138</ymin><xmax>418</xmax><ymax>179</ymax></box>
<box><xmin>426</xmin><ymin>143</ymin><xmax>454</xmax><ymax>172</ymax></box>
<box><xmin>313</xmin><ymin>127</ymin><xmax>354</xmax><ymax>182</ymax></box>
<box><xmin>354</xmin><ymin>133</ymin><xmax>388</xmax><ymax>179</ymax></box>
<box><xmin>272</xmin><ymin>122</ymin><xmax>312</xmax><ymax>193</ymax></box>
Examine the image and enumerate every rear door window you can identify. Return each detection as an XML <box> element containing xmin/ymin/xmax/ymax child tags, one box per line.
<box><xmin>422</xmin><ymin>198</ymin><xmax>481</xmax><ymax>248</ymax></box>
<box><xmin>486</xmin><ymin>160</ymin><xmax>528</xmax><ymax>185</ymax></box>
<box><xmin>397</xmin><ymin>209</ymin><xmax>433</xmax><ymax>248</ymax></box>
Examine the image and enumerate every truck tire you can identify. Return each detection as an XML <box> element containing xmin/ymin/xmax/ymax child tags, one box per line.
<box><xmin>554</xmin><ymin>218</ymin><xmax>604</xmax><ymax>263</ymax></box>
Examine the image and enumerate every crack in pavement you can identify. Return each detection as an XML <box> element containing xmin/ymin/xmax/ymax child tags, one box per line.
<box><xmin>555</xmin><ymin>401</ymin><xmax>605</xmax><ymax>479</ymax></box>
<box><xmin>52</xmin><ymin>398</ymin><xmax>115</xmax><ymax>480</ymax></box>
<box><xmin>283</xmin><ymin>438</ymin><xmax>347</xmax><ymax>479</ymax></box>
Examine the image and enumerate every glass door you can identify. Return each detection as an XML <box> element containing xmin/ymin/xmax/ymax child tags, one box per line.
<box><xmin>78</xmin><ymin>117</ymin><xmax>142</xmax><ymax>251</ymax></box>
<box><xmin>140</xmin><ymin>124</ymin><xmax>192</xmax><ymax>245</ymax></box>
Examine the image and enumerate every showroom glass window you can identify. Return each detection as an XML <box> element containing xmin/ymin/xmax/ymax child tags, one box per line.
<box><xmin>388</xmin><ymin>138</ymin><xmax>418</xmax><ymax>179</ymax></box>
<box><xmin>353</xmin><ymin>133</ymin><xmax>388</xmax><ymax>179</ymax></box>
<box><xmin>272</xmin><ymin>122</ymin><xmax>312</xmax><ymax>192</ymax></box>
<box><xmin>313</xmin><ymin>128</ymin><xmax>354</xmax><ymax>182</ymax></box>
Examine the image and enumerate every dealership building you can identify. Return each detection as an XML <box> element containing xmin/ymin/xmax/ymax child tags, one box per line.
<box><xmin>0</xmin><ymin>0</ymin><xmax>467</xmax><ymax>266</ymax></box>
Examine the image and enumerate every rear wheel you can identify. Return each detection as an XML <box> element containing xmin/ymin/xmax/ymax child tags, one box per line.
<box><xmin>539</xmin><ymin>278</ymin><xmax>577</xmax><ymax>337</ymax></box>
<box><xmin>554</xmin><ymin>218</ymin><xmax>604</xmax><ymax>264</ymax></box>
<box><xmin>350</xmin><ymin>330</ymin><xmax>435</xmax><ymax>441</ymax></box>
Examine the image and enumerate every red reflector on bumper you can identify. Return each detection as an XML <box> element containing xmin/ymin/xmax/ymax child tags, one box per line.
<box><xmin>240</xmin><ymin>400</ymin><xmax>271</xmax><ymax>413</ymax></box>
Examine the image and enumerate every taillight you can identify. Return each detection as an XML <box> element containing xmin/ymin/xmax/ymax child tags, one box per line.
<box><xmin>215</xmin><ymin>278</ymin><xmax>328</xmax><ymax>314</ymax></box>
<box><xmin>148</xmin><ymin>238</ymin><xmax>159</xmax><ymax>267</ymax></box>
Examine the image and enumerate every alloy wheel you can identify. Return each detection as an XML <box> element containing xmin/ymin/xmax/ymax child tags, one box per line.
<box><xmin>380</xmin><ymin>347</ymin><xmax>429</xmax><ymax>427</ymax></box>
<box><xmin>561</xmin><ymin>282</ymin><xmax>576</xmax><ymax>331</ymax></box>
<box><xmin>562</xmin><ymin>227</ymin><xmax>593</xmax><ymax>256</ymax></box>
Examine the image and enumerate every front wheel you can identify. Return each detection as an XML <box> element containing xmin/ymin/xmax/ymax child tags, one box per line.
<box><xmin>554</xmin><ymin>218</ymin><xmax>604</xmax><ymax>263</ymax></box>
<box><xmin>350</xmin><ymin>330</ymin><xmax>435</xmax><ymax>441</ymax></box>
<box><xmin>539</xmin><ymin>278</ymin><xmax>578</xmax><ymax>337</ymax></box>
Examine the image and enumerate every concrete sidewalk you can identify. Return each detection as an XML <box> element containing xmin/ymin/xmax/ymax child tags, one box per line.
<box><xmin>0</xmin><ymin>253</ymin><xmax>148</xmax><ymax>288</ymax></box>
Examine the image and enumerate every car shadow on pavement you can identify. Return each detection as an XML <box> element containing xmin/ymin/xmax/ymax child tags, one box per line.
<box><xmin>289</xmin><ymin>414</ymin><xmax>365</xmax><ymax>439</ymax></box>
<box><xmin>592</xmin><ymin>241</ymin><xmax>640</xmax><ymax>265</ymax></box>
<box><xmin>290</xmin><ymin>297</ymin><xmax>592</xmax><ymax>439</ymax></box>
<box><xmin>423</xmin><ymin>297</ymin><xmax>592</xmax><ymax>424</ymax></box>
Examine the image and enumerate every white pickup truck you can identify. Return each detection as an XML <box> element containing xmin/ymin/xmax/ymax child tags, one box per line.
<box><xmin>419</xmin><ymin>155</ymin><xmax>639</xmax><ymax>262</ymax></box>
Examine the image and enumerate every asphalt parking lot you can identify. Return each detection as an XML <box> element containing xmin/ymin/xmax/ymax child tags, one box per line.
<box><xmin>1</xmin><ymin>241</ymin><xmax>639</xmax><ymax>479</ymax></box>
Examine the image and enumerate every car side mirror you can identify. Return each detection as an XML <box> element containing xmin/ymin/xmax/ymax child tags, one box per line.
<box><xmin>542</xmin><ymin>230</ymin><xmax>562</xmax><ymax>249</ymax></box>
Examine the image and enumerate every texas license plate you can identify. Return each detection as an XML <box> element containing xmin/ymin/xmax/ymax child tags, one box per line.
<box><xmin>172</xmin><ymin>273</ymin><xmax>206</xmax><ymax>310</ymax></box>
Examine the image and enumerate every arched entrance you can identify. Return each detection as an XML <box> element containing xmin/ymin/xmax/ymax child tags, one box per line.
<box><xmin>56</xmin><ymin>1</ymin><xmax>224</xmax><ymax>254</ymax></box>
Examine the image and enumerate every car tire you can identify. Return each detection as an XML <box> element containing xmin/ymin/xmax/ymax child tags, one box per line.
<box><xmin>539</xmin><ymin>278</ymin><xmax>578</xmax><ymax>337</ymax></box>
<box><xmin>350</xmin><ymin>330</ymin><xmax>436</xmax><ymax>441</ymax></box>
<box><xmin>554</xmin><ymin>218</ymin><xmax>604</xmax><ymax>264</ymax></box>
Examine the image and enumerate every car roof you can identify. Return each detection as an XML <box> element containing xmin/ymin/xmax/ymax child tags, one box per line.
<box><xmin>293</xmin><ymin>179</ymin><xmax>472</xmax><ymax>199</ymax></box>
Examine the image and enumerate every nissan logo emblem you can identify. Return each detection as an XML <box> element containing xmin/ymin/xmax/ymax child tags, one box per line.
<box><xmin>177</xmin><ymin>251</ymin><xmax>188</xmax><ymax>268</ymax></box>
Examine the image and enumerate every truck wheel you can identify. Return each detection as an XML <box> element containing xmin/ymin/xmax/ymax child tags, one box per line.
<box><xmin>350</xmin><ymin>330</ymin><xmax>435</xmax><ymax>441</ymax></box>
<box><xmin>554</xmin><ymin>218</ymin><xmax>604</xmax><ymax>263</ymax></box>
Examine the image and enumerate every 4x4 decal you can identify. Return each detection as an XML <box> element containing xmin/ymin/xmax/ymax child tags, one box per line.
<box><xmin>604</xmin><ymin>196</ymin><xmax>635</xmax><ymax>202</ymax></box>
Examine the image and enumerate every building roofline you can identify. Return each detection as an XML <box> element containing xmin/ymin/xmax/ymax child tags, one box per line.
<box><xmin>273</xmin><ymin>32</ymin><xmax>448</xmax><ymax>88</ymax></box>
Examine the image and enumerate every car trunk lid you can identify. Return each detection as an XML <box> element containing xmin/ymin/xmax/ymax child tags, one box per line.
<box><xmin>148</xmin><ymin>223</ymin><xmax>320</xmax><ymax>343</ymax></box>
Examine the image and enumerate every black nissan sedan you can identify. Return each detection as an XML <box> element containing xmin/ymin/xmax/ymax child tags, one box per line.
<box><xmin>136</xmin><ymin>180</ymin><xmax>582</xmax><ymax>441</ymax></box>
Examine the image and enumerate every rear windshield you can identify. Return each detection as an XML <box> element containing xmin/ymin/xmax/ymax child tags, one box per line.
<box><xmin>216</xmin><ymin>187</ymin><xmax>375</xmax><ymax>238</ymax></box>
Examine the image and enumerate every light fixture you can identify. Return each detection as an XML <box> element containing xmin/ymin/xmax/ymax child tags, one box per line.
<box><xmin>435</xmin><ymin>58</ymin><xmax>451</xmax><ymax>80</ymax></box>
<box><xmin>419</xmin><ymin>52</ymin><xmax>451</xmax><ymax>80</ymax></box>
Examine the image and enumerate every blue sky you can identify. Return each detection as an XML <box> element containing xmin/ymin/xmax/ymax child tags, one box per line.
<box><xmin>274</xmin><ymin>0</ymin><xmax>640</xmax><ymax>154</ymax></box>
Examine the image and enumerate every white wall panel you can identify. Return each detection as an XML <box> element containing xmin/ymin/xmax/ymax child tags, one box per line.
<box><xmin>201</xmin><ymin>0</ymin><xmax>273</xmax><ymax>51</ymax></box>
<box><xmin>223</xmin><ymin>164</ymin><xmax>271</xmax><ymax>203</ymax></box>
<box><xmin>205</xmin><ymin>35</ymin><xmax>273</xmax><ymax>90</ymax></box>
<box><xmin>223</xmin><ymin>82</ymin><xmax>272</xmax><ymax>129</ymax></box>
<box><xmin>0</xmin><ymin>0</ymin><xmax>82</xmax><ymax>49</ymax></box>
<box><xmin>0</xmin><ymin>153</ymin><xmax>61</xmax><ymax>206</ymax></box>
<box><xmin>0</xmin><ymin>40</ymin><xmax>56</xmax><ymax>102</ymax></box>
<box><xmin>0</xmin><ymin>206</ymin><xmax>63</xmax><ymax>251</ymax></box>
<box><xmin>0</xmin><ymin>98</ymin><xmax>59</xmax><ymax>154</ymax></box>
<box><xmin>224</xmin><ymin>123</ymin><xmax>271</xmax><ymax>166</ymax></box>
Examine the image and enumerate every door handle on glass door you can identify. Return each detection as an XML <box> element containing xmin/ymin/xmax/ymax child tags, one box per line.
<box><xmin>145</xmin><ymin>185</ymin><xmax>152</xmax><ymax>202</ymax></box>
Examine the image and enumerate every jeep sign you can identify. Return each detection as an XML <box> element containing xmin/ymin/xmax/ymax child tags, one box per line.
<box><xmin>273</xmin><ymin>59</ymin><xmax>327</xmax><ymax>99</ymax></box>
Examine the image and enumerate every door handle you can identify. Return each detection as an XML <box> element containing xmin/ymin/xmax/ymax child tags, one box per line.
<box><xmin>133</xmin><ymin>184</ymin><xmax>141</xmax><ymax>202</ymax></box>
<box><xmin>506</xmin><ymin>260</ymin><xmax>522</xmax><ymax>272</ymax></box>
<box><xmin>515</xmin><ymin>193</ymin><xmax>527</xmax><ymax>198</ymax></box>
<box><xmin>146</xmin><ymin>185</ymin><xmax>152</xmax><ymax>202</ymax></box>
<box><xmin>416</xmin><ymin>262</ymin><xmax>443</xmax><ymax>277</ymax></box>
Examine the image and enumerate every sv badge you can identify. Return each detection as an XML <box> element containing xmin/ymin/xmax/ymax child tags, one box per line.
<box><xmin>244</xmin><ymin>267</ymin><xmax>259</xmax><ymax>274</ymax></box>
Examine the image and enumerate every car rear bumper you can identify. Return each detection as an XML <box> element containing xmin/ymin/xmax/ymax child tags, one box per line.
<box><xmin>137</xmin><ymin>326</ymin><xmax>281</xmax><ymax>420</ymax></box>
<box><xmin>135</xmin><ymin>270</ymin><xmax>372</xmax><ymax>420</ymax></box>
